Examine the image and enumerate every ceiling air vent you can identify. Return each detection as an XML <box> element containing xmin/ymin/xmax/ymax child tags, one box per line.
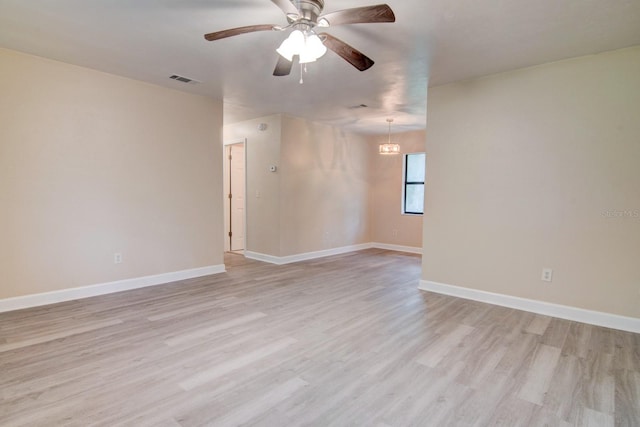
<box><xmin>169</xmin><ymin>75</ymin><xmax>200</xmax><ymax>84</ymax></box>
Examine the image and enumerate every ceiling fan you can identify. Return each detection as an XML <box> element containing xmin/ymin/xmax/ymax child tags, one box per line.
<box><xmin>204</xmin><ymin>0</ymin><xmax>395</xmax><ymax>78</ymax></box>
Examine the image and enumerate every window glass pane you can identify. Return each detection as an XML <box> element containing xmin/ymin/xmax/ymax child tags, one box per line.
<box><xmin>405</xmin><ymin>184</ymin><xmax>424</xmax><ymax>214</ymax></box>
<box><xmin>406</xmin><ymin>153</ymin><xmax>425</xmax><ymax>182</ymax></box>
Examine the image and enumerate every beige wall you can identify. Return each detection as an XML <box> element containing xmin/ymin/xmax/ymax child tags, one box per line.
<box><xmin>423</xmin><ymin>46</ymin><xmax>640</xmax><ymax>318</ymax></box>
<box><xmin>280</xmin><ymin>115</ymin><xmax>371</xmax><ymax>256</ymax></box>
<box><xmin>0</xmin><ymin>48</ymin><xmax>224</xmax><ymax>300</ymax></box>
<box><xmin>224</xmin><ymin>114</ymin><xmax>371</xmax><ymax>257</ymax></box>
<box><xmin>369</xmin><ymin>130</ymin><xmax>425</xmax><ymax>248</ymax></box>
<box><xmin>224</xmin><ymin>115</ymin><xmax>282</xmax><ymax>255</ymax></box>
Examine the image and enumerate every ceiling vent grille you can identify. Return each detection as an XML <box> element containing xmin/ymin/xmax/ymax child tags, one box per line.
<box><xmin>169</xmin><ymin>75</ymin><xmax>200</xmax><ymax>84</ymax></box>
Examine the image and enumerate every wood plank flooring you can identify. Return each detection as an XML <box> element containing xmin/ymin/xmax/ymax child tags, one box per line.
<box><xmin>0</xmin><ymin>249</ymin><xmax>638</xmax><ymax>426</ymax></box>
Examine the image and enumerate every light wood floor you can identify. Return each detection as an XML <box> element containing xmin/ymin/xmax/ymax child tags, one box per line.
<box><xmin>1</xmin><ymin>249</ymin><xmax>638</xmax><ymax>426</ymax></box>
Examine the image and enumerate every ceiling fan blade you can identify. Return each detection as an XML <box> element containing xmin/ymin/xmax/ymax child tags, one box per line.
<box><xmin>319</xmin><ymin>4</ymin><xmax>395</xmax><ymax>27</ymax></box>
<box><xmin>273</xmin><ymin>56</ymin><xmax>293</xmax><ymax>76</ymax></box>
<box><xmin>271</xmin><ymin>0</ymin><xmax>299</xmax><ymax>16</ymax></box>
<box><xmin>204</xmin><ymin>24</ymin><xmax>276</xmax><ymax>41</ymax></box>
<box><xmin>319</xmin><ymin>33</ymin><xmax>374</xmax><ymax>71</ymax></box>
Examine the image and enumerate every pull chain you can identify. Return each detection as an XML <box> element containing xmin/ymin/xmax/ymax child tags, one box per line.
<box><xmin>299</xmin><ymin>63</ymin><xmax>304</xmax><ymax>84</ymax></box>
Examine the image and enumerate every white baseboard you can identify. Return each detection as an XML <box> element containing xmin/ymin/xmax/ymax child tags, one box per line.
<box><xmin>370</xmin><ymin>243</ymin><xmax>422</xmax><ymax>255</ymax></box>
<box><xmin>245</xmin><ymin>242</ymin><xmax>422</xmax><ymax>265</ymax></box>
<box><xmin>0</xmin><ymin>265</ymin><xmax>226</xmax><ymax>314</ymax></box>
<box><xmin>419</xmin><ymin>280</ymin><xmax>640</xmax><ymax>334</ymax></box>
<box><xmin>243</xmin><ymin>251</ymin><xmax>284</xmax><ymax>265</ymax></box>
<box><xmin>245</xmin><ymin>243</ymin><xmax>374</xmax><ymax>265</ymax></box>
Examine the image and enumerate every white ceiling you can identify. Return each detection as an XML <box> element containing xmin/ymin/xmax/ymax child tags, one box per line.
<box><xmin>0</xmin><ymin>0</ymin><xmax>639</xmax><ymax>134</ymax></box>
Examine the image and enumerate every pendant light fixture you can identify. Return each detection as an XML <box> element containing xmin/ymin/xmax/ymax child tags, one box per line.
<box><xmin>379</xmin><ymin>118</ymin><xmax>401</xmax><ymax>155</ymax></box>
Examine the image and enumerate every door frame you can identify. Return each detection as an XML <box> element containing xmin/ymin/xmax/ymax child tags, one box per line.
<box><xmin>223</xmin><ymin>138</ymin><xmax>247</xmax><ymax>253</ymax></box>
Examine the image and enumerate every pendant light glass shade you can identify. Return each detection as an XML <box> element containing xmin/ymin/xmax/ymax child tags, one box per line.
<box><xmin>379</xmin><ymin>142</ymin><xmax>401</xmax><ymax>155</ymax></box>
<box><xmin>379</xmin><ymin>118</ymin><xmax>401</xmax><ymax>155</ymax></box>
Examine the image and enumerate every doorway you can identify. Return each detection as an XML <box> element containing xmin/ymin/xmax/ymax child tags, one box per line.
<box><xmin>224</xmin><ymin>142</ymin><xmax>245</xmax><ymax>253</ymax></box>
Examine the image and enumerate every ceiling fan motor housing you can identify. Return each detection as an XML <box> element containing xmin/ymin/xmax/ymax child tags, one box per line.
<box><xmin>294</xmin><ymin>0</ymin><xmax>325</xmax><ymax>22</ymax></box>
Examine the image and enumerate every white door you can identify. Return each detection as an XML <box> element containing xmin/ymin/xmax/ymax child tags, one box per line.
<box><xmin>229</xmin><ymin>143</ymin><xmax>245</xmax><ymax>251</ymax></box>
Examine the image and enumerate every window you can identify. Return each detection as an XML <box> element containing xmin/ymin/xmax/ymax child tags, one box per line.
<box><xmin>403</xmin><ymin>153</ymin><xmax>425</xmax><ymax>214</ymax></box>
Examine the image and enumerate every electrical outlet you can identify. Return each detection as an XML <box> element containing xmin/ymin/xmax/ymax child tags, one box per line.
<box><xmin>392</xmin><ymin>229</ymin><xmax>399</xmax><ymax>238</ymax></box>
<box><xmin>542</xmin><ymin>268</ymin><xmax>553</xmax><ymax>282</ymax></box>
<box><xmin>114</xmin><ymin>253</ymin><xmax>123</xmax><ymax>264</ymax></box>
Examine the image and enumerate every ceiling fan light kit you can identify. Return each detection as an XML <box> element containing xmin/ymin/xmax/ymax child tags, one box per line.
<box><xmin>276</xmin><ymin>30</ymin><xmax>327</xmax><ymax>63</ymax></box>
<box><xmin>204</xmin><ymin>0</ymin><xmax>395</xmax><ymax>79</ymax></box>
